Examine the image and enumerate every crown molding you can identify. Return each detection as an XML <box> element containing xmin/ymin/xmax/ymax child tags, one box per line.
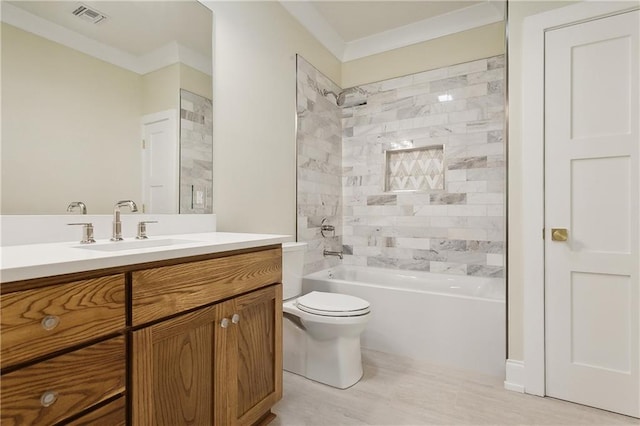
<box><xmin>281</xmin><ymin>1</ymin><xmax>505</xmax><ymax>63</ymax></box>
<box><xmin>1</xmin><ymin>2</ymin><xmax>212</xmax><ymax>76</ymax></box>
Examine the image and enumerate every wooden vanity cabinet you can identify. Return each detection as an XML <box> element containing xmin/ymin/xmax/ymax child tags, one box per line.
<box><xmin>1</xmin><ymin>244</ymin><xmax>283</xmax><ymax>426</ymax></box>
<box><xmin>130</xmin><ymin>246</ymin><xmax>283</xmax><ymax>426</ymax></box>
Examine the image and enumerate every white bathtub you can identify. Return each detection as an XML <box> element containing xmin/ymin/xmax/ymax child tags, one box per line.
<box><xmin>302</xmin><ymin>265</ymin><xmax>506</xmax><ymax>378</ymax></box>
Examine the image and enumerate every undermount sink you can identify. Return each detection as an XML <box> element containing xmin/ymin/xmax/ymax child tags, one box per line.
<box><xmin>75</xmin><ymin>238</ymin><xmax>198</xmax><ymax>252</ymax></box>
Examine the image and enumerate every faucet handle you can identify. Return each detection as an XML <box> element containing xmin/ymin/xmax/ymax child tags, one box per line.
<box><xmin>68</xmin><ymin>223</ymin><xmax>96</xmax><ymax>244</ymax></box>
<box><xmin>136</xmin><ymin>221</ymin><xmax>158</xmax><ymax>240</ymax></box>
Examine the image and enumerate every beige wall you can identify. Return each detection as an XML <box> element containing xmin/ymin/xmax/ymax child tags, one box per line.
<box><xmin>507</xmin><ymin>1</ymin><xmax>579</xmax><ymax>361</ymax></box>
<box><xmin>1</xmin><ymin>23</ymin><xmax>142</xmax><ymax>214</ymax></box>
<box><xmin>142</xmin><ymin>63</ymin><xmax>213</xmax><ymax>115</ymax></box>
<box><xmin>342</xmin><ymin>22</ymin><xmax>505</xmax><ymax>88</ymax></box>
<box><xmin>141</xmin><ymin>63</ymin><xmax>180</xmax><ymax>115</ymax></box>
<box><xmin>203</xmin><ymin>1</ymin><xmax>340</xmax><ymax>235</ymax></box>
<box><xmin>180</xmin><ymin>63</ymin><xmax>213</xmax><ymax>100</ymax></box>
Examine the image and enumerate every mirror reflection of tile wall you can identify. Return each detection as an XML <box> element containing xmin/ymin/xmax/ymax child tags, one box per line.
<box><xmin>180</xmin><ymin>89</ymin><xmax>213</xmax><ymax>213</ymax></box>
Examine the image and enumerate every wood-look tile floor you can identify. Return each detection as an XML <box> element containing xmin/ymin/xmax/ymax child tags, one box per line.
<box><xmin>271</xmin><ymin>349</ymin><xmax>640</xmax><ymax>426</ymax></box>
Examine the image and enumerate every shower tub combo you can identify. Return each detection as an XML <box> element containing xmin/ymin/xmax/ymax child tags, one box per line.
<box><xmin>303</xmin><ymin>265</ymin><xmax>505</xmax><ymax>377</ymax></box>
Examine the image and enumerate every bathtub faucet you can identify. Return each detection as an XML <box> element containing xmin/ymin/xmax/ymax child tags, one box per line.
<box><xmin>323</xmin><ymin>249</ymin><xmax>343</xmax><ymax>260</ymax></box>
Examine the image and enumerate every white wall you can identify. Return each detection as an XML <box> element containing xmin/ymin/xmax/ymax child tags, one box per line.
<box><xmin>507</xmin><ymin>0</ymin><xmax>579</xmax><ymax>361</ymax></box>
<box><xmin>202</xmin><ymin>1</ymin><xmax>340</xmax><ymax>235</ymax></box>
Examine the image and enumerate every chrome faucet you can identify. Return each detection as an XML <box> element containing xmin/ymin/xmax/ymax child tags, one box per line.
<box><xmin>67</xmin><ymin>201</ymin><xmax>87</xmax><ymax>214</ymax></box>
<box><xmin>111</xmin><ymin>200</ymin><xmax>138</xmax><ymax>241</ymax></box>
<box><xmin>323</xmin><ymin>249</ymin><xmax>343</xmax><ymax>260</ymax></box>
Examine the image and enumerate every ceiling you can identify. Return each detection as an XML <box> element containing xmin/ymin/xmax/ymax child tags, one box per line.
<box><xmin>5</xmin><ymin>1</ymin><xmax>211</xmax><ymax>57</ymax></box>
<box><xmin>310</xmin><ymin>1</ymin><xmax>481</xmax><ymax>42</ymax></box>
<box><xmin>281</xmin><ymin>0</ymin><xmax>505</xmax><ymax>61</ymax></box>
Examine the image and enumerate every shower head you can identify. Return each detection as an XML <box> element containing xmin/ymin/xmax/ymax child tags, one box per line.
<box><xmin>322</xmin><ymin>88</ymin><xmax>366</xmax><ymax>108</ymax></box>
<box><xmin>322</xmin><ymin>89</ymin><xmax>345</xmax><ymax>106</ymax></box>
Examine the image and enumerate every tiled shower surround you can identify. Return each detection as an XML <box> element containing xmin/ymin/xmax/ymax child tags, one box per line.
<box><xmin>296</xmin><ymin>56</ymin><xmax>343</xmax><ymax>274</ymax></box>
<box><xmin>297</xmin><ymin>55</ymin><xmax>505</xmax><ymax>277</ymax></box>
<box><xmin>180</xmin><ymin>89</ymin><xmax>213</xmax><ymax>214</ymax></box>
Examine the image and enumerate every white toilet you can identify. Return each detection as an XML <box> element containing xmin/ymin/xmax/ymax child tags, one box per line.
<box><xmin>282</xmin><ymin>242</ymin><xmax>371</xmax><ymax>389</ymax></box>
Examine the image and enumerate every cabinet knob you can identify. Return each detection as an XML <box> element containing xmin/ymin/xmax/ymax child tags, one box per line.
<box><xmin>231</xmin><ymin>314</ymin><xmax>240</xmax><ymax>324</ymax></box>
<box><xmin>40</xmin><ymin>390</ymin><xmax>58</xmax><ymax>407</ymax></box>
<box><xmin>41</xmin><ymin>315</ymin><xmax>60</xmax><ymax>331</ymax></box>
<box><xmin>220</xmin><ymin>318</ymin><xmax>230</xmax><ymax>328</ymax></box>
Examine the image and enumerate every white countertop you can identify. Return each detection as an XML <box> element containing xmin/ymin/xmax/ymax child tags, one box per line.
<box><xmin>0</xmin><ymin>232</ymin><xmax>291</xmax><ymax>283</ymax></box>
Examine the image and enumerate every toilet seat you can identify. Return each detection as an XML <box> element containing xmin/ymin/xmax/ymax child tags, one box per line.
<box><xmin>296</xmin><ymin>291</ymin><xmax>370</xmax><ymax>317</ymax></box>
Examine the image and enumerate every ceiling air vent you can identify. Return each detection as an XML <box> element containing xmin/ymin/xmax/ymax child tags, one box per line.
<box><xmin>72</xmin><ymin>4</ymin><xmax>107</xmax><ymax>24</ymax></box>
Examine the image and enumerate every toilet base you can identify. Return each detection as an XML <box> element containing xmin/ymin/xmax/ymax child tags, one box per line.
<box><xmin>283</xmin><ymin>314</ymin><xmax>365</xmax><ymax>389</ymax></box>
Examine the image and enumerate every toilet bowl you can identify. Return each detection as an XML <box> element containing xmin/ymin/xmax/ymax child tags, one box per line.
<box><xmin>282</xmin><ymin>242</ymin><xmax>371</xmax><ymax>389</ymax></box>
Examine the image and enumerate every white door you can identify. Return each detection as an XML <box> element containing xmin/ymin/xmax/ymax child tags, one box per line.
<box><xmin>545</xmin><ymin>10</ymin><xmax>639</xmax><ymax>417</ymax></box>
<box><xmin>141</xmin><ymin>110</ymin><xmax>178</xmax><ymax>214</ymax></box>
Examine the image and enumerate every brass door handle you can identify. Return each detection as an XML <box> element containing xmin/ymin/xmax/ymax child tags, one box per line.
<box><xmin>551</xmin><ymin>228</ymin><xmax>568</xmax><ymax>241</ymax></box>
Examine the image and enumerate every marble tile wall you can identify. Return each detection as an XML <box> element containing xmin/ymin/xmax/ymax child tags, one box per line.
<box><xmin>342</xmin><ymin>55</ymin><xmax>505</xmax><ymax>277</ymax></box>
<box><xmin>296</xmin><ymin>56</ymin><xmax>343</xmax><ymax>274</ymax></box>
<box><xmin>180</xmin><ymin>89</ymin><xmax>213</xmax><ymax>214</ymax></box>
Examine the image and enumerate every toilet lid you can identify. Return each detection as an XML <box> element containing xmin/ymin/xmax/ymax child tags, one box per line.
<box><xmin>296</xmin><ymin>291</ymin><xmax>370</xmax><ymax>317</ymax></box>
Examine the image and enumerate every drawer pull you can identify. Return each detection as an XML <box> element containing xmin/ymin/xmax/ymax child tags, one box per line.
<box><xmin>40</xmin><ymin>390</ymin><xmax>58</xmax><ymax>407</ymax></box>
<box><xmin>231</xmin><ymin>314</ymin><xmax>240</xmax><ymax>324</ymax></box>
<box><xmin>220</xmin><ymin>318</ymin><xmax>230</xmax><ymax>328</ymax></box>
<box><xmin>41</xmin><ymin>315</ymin><xmax>60</xmax><ymax>331</ymax></box>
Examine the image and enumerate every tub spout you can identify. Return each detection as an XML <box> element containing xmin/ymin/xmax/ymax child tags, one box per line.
<box><xmin>323</xmin><ymin>249</ymin><xmax>343</xmax><ymax>260</ymax></box>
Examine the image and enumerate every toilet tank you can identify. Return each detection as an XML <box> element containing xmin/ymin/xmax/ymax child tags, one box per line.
<box><xmin>282</xmin><ymin>242</ymin><xmax>307</xmax><ymax>300</ymax></box>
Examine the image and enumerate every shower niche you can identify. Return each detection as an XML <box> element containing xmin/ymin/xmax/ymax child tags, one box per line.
<box><xmin>384</xmin><ymin>145</ymin><xmax>445</xmax><ymax>193</ymax></box>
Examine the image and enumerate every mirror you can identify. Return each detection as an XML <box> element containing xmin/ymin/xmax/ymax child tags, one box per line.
<box><xmin>0</xmin><ymin>1</ymin><xmax>213</xmax><ymax>214</ymax></box>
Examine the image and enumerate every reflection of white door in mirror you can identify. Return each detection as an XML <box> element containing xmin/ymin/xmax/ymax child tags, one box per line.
<box><xmin>142</xmin><ymin>110</ymin><xmax>179</xmax><ymax>214</ymax></box>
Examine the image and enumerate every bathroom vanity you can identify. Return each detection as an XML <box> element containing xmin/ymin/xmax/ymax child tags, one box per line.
<box><xmin>0</xmin><ymin>233</ymin><xmax>287</xmax><ymax>425</ymax></box>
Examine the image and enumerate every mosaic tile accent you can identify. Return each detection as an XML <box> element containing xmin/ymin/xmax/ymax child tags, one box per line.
<box><xmin>385</xmin><ymin>145</ymin><xmax>444</xmax><ymax>192</ymax></box>
<box><xmin>180</xmin><ymin>89</ymin><xmax>213</xmax><ymax>214</ymax></box>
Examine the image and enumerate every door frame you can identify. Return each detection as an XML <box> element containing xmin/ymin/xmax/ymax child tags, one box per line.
<box><xmin>521</xmin><ymin>1</ymin><xmax>640</xmax><ymax>396</ymax></box>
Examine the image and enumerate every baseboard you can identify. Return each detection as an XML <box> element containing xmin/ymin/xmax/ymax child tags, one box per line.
<box><xmin>504</xmin><ymin>359</ymin><xmax>525</xmax><ymax>393</ymax></box>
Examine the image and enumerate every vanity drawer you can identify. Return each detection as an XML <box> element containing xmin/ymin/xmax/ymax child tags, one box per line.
<box><xmin>0</xmin><ymin>335</ymin><xmax>125</xmax><ymax>426</ymax></box>
<box><xmin>132</xmin><ymin>247</ymin><xmax>281</xmax><ymax>325</ymax></box>
<box><xmin>0</xmin><ymin>274</ymin><xmax>125</xmax><ymax>369</ymax></box>
<box><xmin>66</xmin><ymin>396</ymin><xmax>126</xmax><ymax>426</ymax></box>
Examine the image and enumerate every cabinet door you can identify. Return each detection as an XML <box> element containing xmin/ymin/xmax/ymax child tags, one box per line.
<box><xmin>218</xmin><ymin>284</ymin><xmax>282</xmax><ymax>426</ymax></box>
<box><xmin>132</xmin><ymin>305</ymin><xmax>224</xmax><ymax>426</ymax></box>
